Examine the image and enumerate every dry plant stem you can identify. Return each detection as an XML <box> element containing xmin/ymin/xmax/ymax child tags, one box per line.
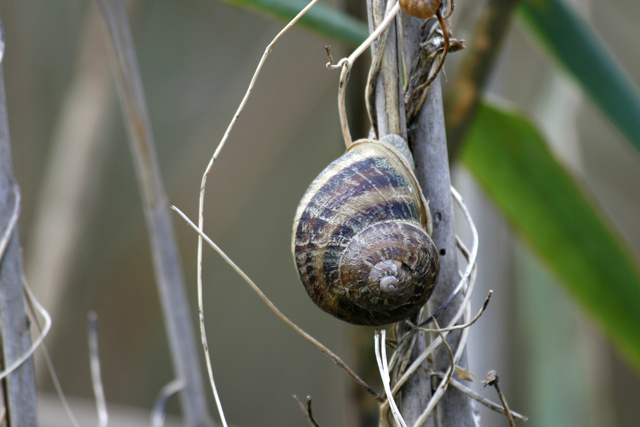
<box><xmin>408</xmin><ymin>63</ymin><xmax>476</xmax><ymax>425</ymax></box>
<box><xmin>152</xmin><ymin>379</ymin><xmax>185</xmax><ymax>427</ymax></box>
<box><xmin>95</xmin><ymin>2</ymin><xmax>212</xmax><ymax>426</ymax></box>
<box><xmin>339</xmin><ymin>63</ymin><xmax>353</xmax><ymax>148</ymax></box>
<box><xmin>380</xmin><ymin>192</ymin><xmax>479</xmax><ymax>422</ymax></box>
<box><xmin>172</xmin><ymin>207</ymin><xmax>383</xmax><ymax>402</ymax></box>
<box><xmin>408</xmin><ymin>290</ymin><xmax>492</xmax><ymax>333</ymax></box>
<box><xmin>375</xmin><ymin>330</ymin><xmax>408</xmax><ymax>427</ymax></box>
<box><xmin>431</xmin><ymin>318</ymin><xmax>455</xmax><ymax>389</ymax></box>
<box><xmin>327</xmin><ymin>2</ymin><xmax>401</xmax><ymax>71</ymax></box>
<box><xmin>444</xmin><ymin>0</ymin><xmax>520</xmax><ymax>161</ymax></box>
<box><xmin>197</xmin><ymin>0</ymin><xmax>321</xmax><ymax>244</ymax></box>
<box><xmin>0</xmin><ymin>274</ymin><xmax>52</xmax><ymax>383</ymax></box>
<box><xmin>293</xmin><ymin>395</ymin><xmax>321</xmax><ymax>427</ymax></box>
<box><xmin>431</xmin><ymin>374</ymin><xmax>527</xmax><ymax>421</ymax></box>
<box><xmin>88</xmin><ymin>312</ymin><xmax>108</xmax><ymax>427</ymax></box>
<box><xmin>24</xmin><ymin>280</ymin><xmax>80</xmax><ymax>427</ymax></box>
<box><xmin>485</xmin><ymin>372</ymin><xmax>516</xmax><ymax>427</ymax></box>
<box><xmin>367</xmin><ymin>0</ymin><xmax>405</xmax><ymax>138</ymax></box>
<box><xmin>405</xmin><ymin>10</ymin><xmax>450</xmax><ymax>114</ymax></box>
<box><xmin>381</xmin><ymin>273</ymin><xmax>476</xmax><ymax>421</ymax></box>
<box><xmin>194</xmin><ymin>3</ymin><xmax>321</xmax><ymax>421</ymax></box>
<box><xmin>0</xmin><ymin>23</ymin><xmax>38</xmax><ymax>423</ymax></box>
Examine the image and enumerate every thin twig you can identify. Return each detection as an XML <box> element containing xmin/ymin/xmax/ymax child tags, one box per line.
<box><xmin>0</xmin><ymin>183</ymin><xmax>20</xmax><ymax>260</ymax></box>
<box><xmin>0</xmin><ymin>187</ymin><xmax>51</xmax><ymax>382</ymax></box>
<box><xmin>96</xmin><ymin>1</ymin><xmax>212</xmax><ymax>426</ymax></box>
<box><xmin>88</xmin><ymin>312</ymin><xmax>108</xmax><ymax>427</ymax></box>
<box><xmin>405</xmin><ymin>10</ymin><xmax>450</xmax><ymax>116</ymax></box>
<box><xmin>194</xmin><ymin>3</ymin><xmax>322</xmax><ymax>421</ymax></box>
<box><xmin>407</xmin><ymin>290</ymin><xmax>492</xmax><ymax>333</ymax></box>
<box><xmin>375</xmin><ymin>330</ymin><xmax>408</xmax><ymax>427</ymax></box>
<box><xmin>327</xmin><ymin>1</ymin><xmax>401</xmax><ymax>71</ymax></box>
<box><xmin>151</xmin><ymin>379</ymin><xmax>184</xmax><ymax>427</ymax></box>
<box><xmin>429</xmin><ymin>373</ymin><xmax>527</xmax><ymax>421</ymax></box>
<box><xmin>484</xmin><ymin>371</ymin><xmax>517</xmax><ymax>427</ymax></box>
<box><xmin>172</xmin><ymin>206</ymin><xmax>383</xmax><ymax>402</ymax></box>
<box><xmin>23</xmin><ymin>278</ymin><xmax>80</xmax><ymax>427</ymax></box>
<box><xmin>338</xmin><ymin>63</ymin><xmax>353</xmax><ymax>148</ymax></box>
<box><xmin>431</xmin><ymin>318</ymin><xmax>454</xmax><ymax>388</ymax></box>
<box><xmin>293</xmin><ymin>395</ymin><xmax>321</xmax><ymax>427</ymax></box>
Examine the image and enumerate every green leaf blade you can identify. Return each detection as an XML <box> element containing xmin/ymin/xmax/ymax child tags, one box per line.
<box><xmin>520</xmin><ymin>0</ymin><xmax>640</xmax><ymax>156</ymax></box>
<box><xmin>463</xmin><ymin>100</ymin><xmax>640</xmax><ymax>369</ymax></box>
<box><xmin>219</xmin><ymin>0</ymin><xmax>368</xmax><ymax>46</ymax></box>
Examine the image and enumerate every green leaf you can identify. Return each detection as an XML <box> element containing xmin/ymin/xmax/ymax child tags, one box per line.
<box><xmin>462</xmin><ymin>100</ymin><xmax>640</xmax><ymax>369</ymax></box>
<box><xmin>520</xmin><ymin>0</ymin><xmax>640</xmax><ymax>156</ymax></box>
<box><xmin>219</xmin><ymin>0</ymin><xmax>368</xmax><ymax>46</ymax></box>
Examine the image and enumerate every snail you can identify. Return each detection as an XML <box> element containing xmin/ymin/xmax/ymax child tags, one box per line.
<box><xmin>400</xmin><ymin>0</ymin><xmax>443</xmax><ymax>20</ymax></box>
<box><xmin>292</xmin><ymin>136</ymin><xmax>440</xmax><ymax>326</ymax></box>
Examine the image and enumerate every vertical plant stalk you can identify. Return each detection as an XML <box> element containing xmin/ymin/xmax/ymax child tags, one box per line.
<box><xmin>403</xmin><ymin>7</ymin><xmax>477</xmax><ymax>427</ymax></box>
<box><xmin>0</xmin><ymin>19</ymin><xmax>38</xmax><ymax>427</ymax></box>
<box><xmin>95</xmin><ymin>2</ymin><xmax>212</xmax><ymax>426</ymax></box>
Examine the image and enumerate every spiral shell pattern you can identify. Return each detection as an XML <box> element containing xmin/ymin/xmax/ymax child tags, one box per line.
<box><xmin>292</xmin><ymin>139</ymin><xmax>439</xmax><ymax>325</ymax></box>
<box><xmin>400</xmin><ymin>0</ymin><xmax>441</xmax><ymax>19</ymax></box>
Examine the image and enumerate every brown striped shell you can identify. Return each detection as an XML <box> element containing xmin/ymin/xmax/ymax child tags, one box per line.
<box><xmin>400</xmin><ymin>0</ymin><xmax>442</xmax><ymax>19</ymax></box>
<box><xmin>292</xmin><ymin>139</ymin><xmax>439</xmax><ymax>326</ymax></box>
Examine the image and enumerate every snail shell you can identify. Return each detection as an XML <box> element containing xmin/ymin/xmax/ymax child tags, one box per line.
<box><xmin>400</xmin><ymin>0</ymin><xmax>442</xmax><ymax>19</ymax></box>
<box><xmin>292</xmin><ymin>139</ymin><xmax>440</xmax><ymax>326</ymax></box>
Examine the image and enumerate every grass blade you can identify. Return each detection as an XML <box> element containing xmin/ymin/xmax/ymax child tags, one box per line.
<box><xmin>520</xmin><ymin>0</ymin><xmax>640</xmax><ymax>156</ymax></box>
<box><xmin>462</xmin><ymin>100</ymin><xmax>640</xmax><ymax>369</ymax></box>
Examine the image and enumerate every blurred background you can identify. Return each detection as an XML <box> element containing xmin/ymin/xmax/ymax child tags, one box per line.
<box><xmin>1</xmin><ymin>0</ymin><xmax>639</xmax><ymax>426</ymax></box>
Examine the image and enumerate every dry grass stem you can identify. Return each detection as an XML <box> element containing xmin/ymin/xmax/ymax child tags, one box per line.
<box><xmin>327</xmin><ymin>2</ymin><xmax>401</xmax><ymax>71</ymax></box>
<box><xmin>293</xmin><ymin>395</ymin><xmax>321</xmax><ymax>427</ymax></box>
<box><xmin>379</xmin><ymin>186</ymin><xmax>479</xmax><ymax>424</ymax></box>
<box><xmin>0</xmin><ymin>187</ymin><xmax>51</xmax><ymax>381</ymax></box>
<box><xmin>24</xmin><ymin>278</ymin><xmax>80</xmax><ymax>427</ymax></box>
<box><xmin>375</xmin><ymin>330</ymin><xmax>408</xmax><ymax>427</ymax></box>
<box><xmin>194</xmin><ymin>3</ymin><xmax>322</xmax><ymax>422</ymax></box>
<box><xmin>152</xmin><ymin>379</ymin><xmax>185</xmax><ymax>427</ymax></box>
<box><xmin>407</xmin><ymin>290</ymin><xmax>492</xmax><ymax>333</ymax></box>
<box><xmin>430</xmin><ymin>373</ymin><xmax>528</xmax><ymax>421</ymax></box>
<box><xmin>484</xmin><ymin>371</ymin><xmax>517</xmax><ymax>427</ymax></box>
<box><xmin>172</xmin><ymin>206</ymin><xmax>382</xmax><ymax>402</ymax></box>
<box><xmin>338</xmin><ymin>63</ymin><xmax>353</xmax><ymax>148</ymax></box>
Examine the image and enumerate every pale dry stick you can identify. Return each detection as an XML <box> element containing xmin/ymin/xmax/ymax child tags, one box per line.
<box><xmin>195</xmin><ymin>3</ymin><xmax>320</xmax><ymax>419</ymax></box>
<box><xmin>0</xmin><ymin>187</ymin><xmax>52</xmax><ymax>382</ymax></box>
<box><xmin>327</xmin><ymin>1</ymin><xmax>401</xmax><ymax>71</ymax></box>
<box><xmin>338</xmin><ymin>63</ymin><xmax>353</xmax><ymax>148</ymax></box>
<box><xmin>379</xmin><ymin>187</ymin><xmax>479</xmax><ymax>418</ymax></box>
<box><xmin>173</xmin><ymin>206</ymin><xmax>383</xmax><ymax>402</ymax></box>
<box><xmin>88</xmin><ymin>312</ymin><xmax>108</xmax><ymax>427</ymax></box>
<box><xmin>484</xmin><ymin>371</ymin><xmax>516</xmax><ymax>427</ymax></box>
<box><xmin>379</xmin><ymin>267</ymin><xmax>477</xmax><ymax>422</ymax></box>
<box><xmin>375</xmin><ymin>330</ymin><xmax>408</xmax><ymax>427</ymax></box>
<box><xmin>405</xmin><ymin>10</ymin><xmax>450</xmax><ymax>114</ymax></box>
<box><xmin>23</xmin><ymin>278</ymin><xmax>81</xmax><ymax>427</ymax></box>
<box><xmin>152</xmin><ymin>379</ymin><xmax>185</xmax><ymax>427</ymax></box>
<box><xmin>407</xmin><ymin>290</ymin><xmax>492</xmax><ymax>333</ymax></box>
<box><xmin>0</xmin><ymin>282</ymin><xmax>52</xmax><ymax>381</ymax></box>
<box><xmin>0</xmin><ymin>183</ymin><xmax>19</xmax><ymax>260</ymax></box>
<box><xmin>293</xmin><ymin>395</ymin><xmax>321</xmax><ymax>427</ymax></box>
<box><xmin>413</xmin><ymin>186</ymin><xmax>479</xmax><ymax>329</ymax></box>
<box><xmin>409</xmin><ymin>300</ymin><xmax>473</xmax><ymax>427</ymax></box>
<box><xmin>96</xmin><ymin>2</ymin><xmax>211</xmax><ymax>426</ymax></box>
<box><xmin>431</xmin><ymin>318</ymin><xmax>455</xmax><ymax>386</ymax></box>
<box><xmin>430</xmin><ymin>374</ymin><xmax>528</xmax><ymax>422</ymax></box>
<box><xmin>379</xmin><ymin>258</ymin><xmax>478</xmax><ymax>419</ymax></box>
